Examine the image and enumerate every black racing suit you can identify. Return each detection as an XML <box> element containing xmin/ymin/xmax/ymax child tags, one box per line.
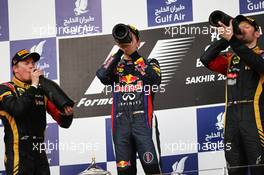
<box><xmin>200</xmin><ymin>36</ymin><xmax>264</xmax><ymax>175</ymax></box>
<box><xmin>96</xmin><ymin>49</ymin><xmax>162</xmax><ymax>175</ymax></box>
<box><xmin>0</xmin><ymin>77</ymin><xmax>73</xmax><ymax>175</ymax></box>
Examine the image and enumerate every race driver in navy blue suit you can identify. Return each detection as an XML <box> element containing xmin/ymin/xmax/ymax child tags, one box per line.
<box><xmin>96</xmin><ymin>25</ymin><xmax>162</xmax><ymax>175</ymax></box>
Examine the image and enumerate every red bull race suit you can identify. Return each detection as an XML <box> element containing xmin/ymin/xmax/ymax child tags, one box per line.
<box><xmin>96</xmin><ymin>49</ymin><xmax>162</xmax><ymax>175</ymax></box>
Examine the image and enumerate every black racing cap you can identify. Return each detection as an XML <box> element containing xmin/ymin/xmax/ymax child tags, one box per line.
<box><xmin>127</xmin><ymin>24</ymin><xmax>140</xmax><ymax>40</ymax></box>
<box><xmin>12</xmin><ymin>49</ymin><xmax>40</xmax><ymax>66</ymax></box>
<box><xmin>234</xmin><ymin>15</ymin><xmax>259</xmax><ymax>31</ymax></box>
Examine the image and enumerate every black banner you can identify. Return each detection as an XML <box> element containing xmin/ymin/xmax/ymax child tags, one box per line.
<box><xmin>59</xmin><ymin>14</ymin><xmax>264</xmax><ymax>118</ymax></box>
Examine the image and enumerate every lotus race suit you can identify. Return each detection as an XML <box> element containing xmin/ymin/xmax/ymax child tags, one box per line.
<box><xmin>0</xmin><ymin>77</ymin><xmax>73</xmax><ymax>175</ymax></box>
<box><xmin>200</xmin><ymin>35</ymin><xmax>264</xmax><ymax>175</ymax></box>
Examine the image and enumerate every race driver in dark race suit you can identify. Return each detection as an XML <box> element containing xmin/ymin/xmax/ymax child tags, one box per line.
<box><xmin>96</xmin><ymin>25</ymin><xmax>162</xmax><ymax>175</ymax></box>
<box><xmin>200</xmin><ymin>15</ymin><xmax>264</xmax><ymax>175</ymax></box>
<box><xmin>0</xmin><ymin>49</ymin><xmax>73</xmax><ymax>175</ymax></box>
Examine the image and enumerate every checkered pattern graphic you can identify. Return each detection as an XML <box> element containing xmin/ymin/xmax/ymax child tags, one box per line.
<box><xmin>0</xmin><ymin>0</ymin><xmax>263</xmax><ymax>174</ymax></box>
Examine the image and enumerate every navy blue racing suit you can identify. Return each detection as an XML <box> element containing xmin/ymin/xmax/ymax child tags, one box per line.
<box><xmin>97</xmin><ymin>49</ymin><xmax>162</xmax><ymax>175</ymax></box>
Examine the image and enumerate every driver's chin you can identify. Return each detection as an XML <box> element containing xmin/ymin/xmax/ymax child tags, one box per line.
<box><xmin>236</xmin><ymin>34</ymin><xmax>244</xmax><ymax>40</ymax></box>
<box><xmin>236</xmin><ymin>34</ymin><xmax>249</xmax><ymax>43</ymax></box>
<box><xmin>23</xmin><ymin>74</ymin><xmax>32</xmax><ymax>84</ymax></box>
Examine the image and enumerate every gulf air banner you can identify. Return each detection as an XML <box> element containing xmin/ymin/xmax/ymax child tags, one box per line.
<box><xmin>10</xmin><ymin>38</ymin><xmax>58</xmax><ymax>80</ymax></box>
<box><xmin>59</xmin><ymin>14</ymin><xmax>264</xmax><ymax>118</ymax></box>
<box><xmin>0</xmin><ymin>0</ymin><xmax>9</xmax><ymax>41</ymax></box>
<box><xmin>147</xmin><ymin>0</ymin><xmax>193</xmax><ymax>27</ymax></box>
<box><xmin>239</xmin><ymin>0</ymin><xmax>264</xmax><ymax>14</ymax></box>
<box><xmin>55</xmin><ymin>0</ymin><xmax>102</xmax><ymax>36</ymax></box>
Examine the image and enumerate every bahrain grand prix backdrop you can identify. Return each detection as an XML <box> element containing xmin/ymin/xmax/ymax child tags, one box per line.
<box><xmin>59</xmin><ymin>14</ymin><xmax>264</xmax><ymax>118</ymax></box>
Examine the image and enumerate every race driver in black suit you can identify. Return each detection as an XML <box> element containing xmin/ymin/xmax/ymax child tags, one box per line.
<box><xmin>201</xmin><ymin>15</ymin><xmax>264</xmax><ymax>175</ymax></box>
<box><xmin>0</xmin><ymin>49</ymin><xmax>73</xmax><ymax>175</ymax></box>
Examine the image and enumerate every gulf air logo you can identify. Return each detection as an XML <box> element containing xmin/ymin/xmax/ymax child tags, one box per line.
<box><xmin>171</xmin><ymin>156</ymin><xmax>188</xmax><ymax>175</ymax></box>
<box><xmin>30</xmin><ymin>40</ymin><xmax>46</xmax><ymax>60</ymax></box>
<box><xmin>165</xmin><ymin>0</ymin><xmax>177</xmax><ymax>5</ymax></box>
<box><xmin>215</xmin><ymin>112</ymin><xmax>224</xmax><ymax>131</ymax></box>
<box><xmin>74</xmin><ymin>0</ymin><xmax>89</xmax><ymax>16</ymax></box>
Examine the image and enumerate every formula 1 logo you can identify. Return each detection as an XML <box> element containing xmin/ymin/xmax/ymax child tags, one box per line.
<box><xmin>84</xmin><ymin>37</ymin><xmax>193</xmax><ymax>95</ymax></box>
<box><xmin>77</xmin><ymin>37</ymin><xmax>193</xmax><ymax>108</ymax></box>
<box><xmin>84</xmin><ymin>45</ymin><xmax>120</xmax><ymax>95</ymax></box>
<box><xmin>148</xmin><ymin>37</ymin><xmax>194</xmax><ymax>87</ymax></box>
